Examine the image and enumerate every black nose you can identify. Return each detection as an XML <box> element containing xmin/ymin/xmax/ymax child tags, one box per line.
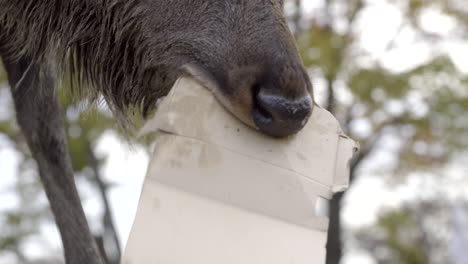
<box><xmin>252</xmin><ymin>89</ymin><xmax>313</xmax><ymax>137</ymax></box>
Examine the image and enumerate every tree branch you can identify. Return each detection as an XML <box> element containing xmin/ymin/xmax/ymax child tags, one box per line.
<box><xmin>84</xmin><ymin>138</ymin><xmax>121</xmax><ymax>264</ymax></box>
<box><xmin>325</xmin><ymin>76</ymin><xmax>336</xmax><ymax>114</ymax></box>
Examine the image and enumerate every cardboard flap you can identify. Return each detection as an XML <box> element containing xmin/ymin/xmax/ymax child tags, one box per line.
<box><xmin>334</xmin><ymin>135</ymin><xmax>360</xmax><ymax>193</ymax></box>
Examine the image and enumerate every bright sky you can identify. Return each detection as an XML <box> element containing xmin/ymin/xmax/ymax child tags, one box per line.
<box><xmin>0</xmin><ymin>1</ymin><xmax>467</xmax><ymax>263</ymax></box>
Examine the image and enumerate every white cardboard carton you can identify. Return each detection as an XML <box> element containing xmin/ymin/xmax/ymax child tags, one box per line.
<box><xmin>122</xmin><ymin>77</ymin><xmax>359</xmax><ymax>264</ymax></box>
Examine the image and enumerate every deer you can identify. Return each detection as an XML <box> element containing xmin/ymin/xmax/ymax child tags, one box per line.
<box><xmin>0</xmin><ymin>0</ymin><xmax>313</xmax><ymax>263</ymax></box>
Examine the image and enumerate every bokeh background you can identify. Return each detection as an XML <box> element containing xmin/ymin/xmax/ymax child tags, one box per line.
<box><xmin>1</xmin><ymin>0</ymin><xmax>467</xmax><ymax>263</ymax></box>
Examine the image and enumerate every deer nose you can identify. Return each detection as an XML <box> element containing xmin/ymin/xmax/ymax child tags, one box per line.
<box><xmin>252</xmin><ymin>89</ymin><xmax>313</xmax><ymax>137</ymax></box>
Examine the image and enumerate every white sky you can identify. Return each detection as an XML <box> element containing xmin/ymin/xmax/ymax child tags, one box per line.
<box><xmin>0</xmin><ymin>1</ymin><xmax>467</xmax><ymax>263</ymax></box>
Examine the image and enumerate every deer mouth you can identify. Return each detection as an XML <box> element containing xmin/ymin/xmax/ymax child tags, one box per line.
<box><xmin>181</xmin><ymin>63</ymin><xmax>313</xmax><ymax>137</ymax></box>
<box><xmin>182</xmin><ymin>63</ymin><xmax>259</xmax><ymax>128</ymax></box>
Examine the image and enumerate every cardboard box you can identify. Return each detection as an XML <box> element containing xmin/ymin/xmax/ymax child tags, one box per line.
<box><xmin>122</xmin><ymin>77</ymin><xmax>359</xmax><ymax>264</ymax></box>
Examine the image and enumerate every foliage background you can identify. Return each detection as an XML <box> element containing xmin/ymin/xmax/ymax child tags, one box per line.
<box><xmin>0</xmin><ymin>0</ymin><xmax>467</xmax><ymax>263</ymax></box>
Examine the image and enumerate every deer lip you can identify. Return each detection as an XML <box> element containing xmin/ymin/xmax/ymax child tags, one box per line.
<box><xmin>181</xmin><ymin>64</ymin><xmax>219</xmax><ymax>94</ymax></box>
<box><xmin>181</xmin><ymin>63</ymin><xmax>258</xmax><ymax>129</ymax></box>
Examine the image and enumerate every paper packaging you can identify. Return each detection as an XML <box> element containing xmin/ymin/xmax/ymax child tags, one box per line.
<box><xmin>122</xmin><ymin>77</ymin><xmax>359</xmax><ymax>264</ymax></box>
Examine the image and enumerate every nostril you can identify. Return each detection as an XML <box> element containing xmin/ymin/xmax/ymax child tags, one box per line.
<box><xmin>257</xmin><ymin>92</ymin><xmax>312</xmax><ymax>121</ymax></box>
<box><xmin>254</xmin><ymin>90</ymin><xmax>273</xmax><ymax>120</ymax></box>
<box><xmin>252</xmin><ymin>89</ymin><xmax>313</xmax><ymax>137</ymax></box>
<box><xmin>255</xmin><ymin>101</ymin><xmax>273</xmax><ymax>122</ymax></box>
<box><xmin>252</xmin><ymin>84</ymin><xmax>273</xmax><ymax>123</ymax></box>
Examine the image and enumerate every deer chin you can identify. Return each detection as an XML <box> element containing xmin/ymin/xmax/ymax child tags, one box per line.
<box><xmin>181</xmin><ymin>63</ymin><xmax>257</xmax><ymax>129</ymax></box>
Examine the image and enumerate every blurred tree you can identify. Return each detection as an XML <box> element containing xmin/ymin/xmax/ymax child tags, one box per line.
<box><xmin>353</xmin><ymin>198</ymin><xmax>468</xmax><ymax>264</ymax></box>
<box><xmin>0</xmin><ymin>62</ymin><xmax>123</xmax><ymax>263</ymax></box>
<box><xmin>285</xmin><ymin>0</ymin><xmax>468</xmax><ymax>263</ymax></box>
